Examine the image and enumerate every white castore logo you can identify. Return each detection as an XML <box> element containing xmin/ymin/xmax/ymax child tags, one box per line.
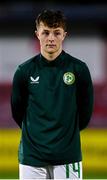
<box><xmin>30</xmin><ymin>76</ymin><xmax>40</xmax><ymax>84</ymax></box>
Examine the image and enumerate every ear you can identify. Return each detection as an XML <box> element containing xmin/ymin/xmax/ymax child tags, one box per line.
<box><xmin>63</xmin><ymin>31</ymin><xmax>67</xmax><ymax>41</ymax></box>
<box><xmin>35</xmin><ymin>30</ymin><xmax>40</xmax><ymax>40</ymax></box>
<box><xmin>64</xmin><ymin>31</ymin><xmax>67</xmax><ymax>38</ymax></box>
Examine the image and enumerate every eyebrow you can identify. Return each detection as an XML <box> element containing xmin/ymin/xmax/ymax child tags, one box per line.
<box><xmin>43</xmin><ymin>30</ymin><xmax>49</xmax><ymax>31</ymax></box>
<box><xmin>43</xmin><ymin>29</ymin><xmax>61</xmax><ymax>32</ymax></box>
<box><xmin>54</xmin><ymin>29</ymin><xmax>61</xmax><ymax>32</ymax></box>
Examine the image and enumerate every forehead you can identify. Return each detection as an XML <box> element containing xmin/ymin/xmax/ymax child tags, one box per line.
<box><xmin>37</xmin><ymin>22</ymin><xmax>64</xmax><ymax>31</ymax></box>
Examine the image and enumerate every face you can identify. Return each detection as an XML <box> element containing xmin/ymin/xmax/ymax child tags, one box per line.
<box><xmin>35</xmin><ymin>22</ymin><xmax>67</xmax><ymax>56</ymax></box>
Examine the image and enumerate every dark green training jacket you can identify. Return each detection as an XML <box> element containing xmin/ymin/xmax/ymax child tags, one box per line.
<box><xmin>11</xmin><ymin>50</ymin><xmax>94</xmax><ymax>166</ymax></box>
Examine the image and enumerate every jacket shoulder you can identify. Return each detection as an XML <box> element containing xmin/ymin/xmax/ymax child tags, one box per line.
<box><xmin>65</xmin><ymin>52</ymin><xmax>86</xmax><ymax>66</ymax></box>
<box><xmin>19</xmin><ymin>54</ymin><xmax>40</xmax><ymax>69</ymax></box>
<box><xmin>13</xmin><ymin>54</ymin><xmax>40</xmax><ymax>81</ymax></box>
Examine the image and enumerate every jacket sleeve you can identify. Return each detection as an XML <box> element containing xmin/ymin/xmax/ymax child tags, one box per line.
<box><xmin>11</xmin><ymin>66</ymin><xmax>28</xmax><ymax>128</ymax></box>
<box><xmin>76</xmin><ymin>63</ymin><xmax>94</xmax><ymax>131</ymax></box>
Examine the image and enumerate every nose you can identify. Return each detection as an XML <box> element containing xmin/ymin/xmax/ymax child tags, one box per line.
<box><xmin>48</xmin><ymin>33</ymin><xmax>54</xmax><ymax>42</ymax></box>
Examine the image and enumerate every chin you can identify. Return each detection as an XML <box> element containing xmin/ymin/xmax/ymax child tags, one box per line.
<box><xmin>47</xmin><ymin>50</ymin><xmax>56</xmax><ymax>54</ymax></box>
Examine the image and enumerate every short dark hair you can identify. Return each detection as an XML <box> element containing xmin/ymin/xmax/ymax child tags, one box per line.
<box><xmin>35</xmin><ymin>9</ymin><xmax>67</xmax><ymax>31</ymax></box>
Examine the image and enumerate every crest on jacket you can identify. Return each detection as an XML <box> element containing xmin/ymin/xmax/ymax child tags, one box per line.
<box><xmin>63</xmin><ymin>72</ymin><xmax>75</xmax><ymax>85</ymax></box>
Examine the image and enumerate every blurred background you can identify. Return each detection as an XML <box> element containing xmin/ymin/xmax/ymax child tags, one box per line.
<box><xmin>0</xmin><ymin>0</ymin><xmax>107</xmax><ymax>179</ymax></box>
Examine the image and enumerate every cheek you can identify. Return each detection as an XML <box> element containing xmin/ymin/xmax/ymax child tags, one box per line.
<box><xmin>39</xmin><ymin>38</ymin><xmax>48</xmax><ymax>48</ymax></box>
<box><xmin>40</xmin><ymin>37</ymin><xmax>47</xmax><ymax>43</ymax></box>
<box><xmin>39</xmin><ymin>38</ymin><xmax>45</xmax><ymax>45</ymax></box>
<box><xmin>57</xmin><ymin>38</ymin><xmax>63</xmax><ymax>44</ymax></box>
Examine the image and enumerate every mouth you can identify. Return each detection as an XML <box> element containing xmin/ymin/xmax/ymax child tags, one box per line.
<box><xmin>46</xmin><ymin>44</ymin><xmax>56</xmax><ymax>48</ymax></box>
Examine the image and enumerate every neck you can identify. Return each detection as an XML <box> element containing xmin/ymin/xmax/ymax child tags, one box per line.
<box><xmin>41</xmin><ymin>49</ymin><xmax>62</xmax><ymax>61</ymax></box>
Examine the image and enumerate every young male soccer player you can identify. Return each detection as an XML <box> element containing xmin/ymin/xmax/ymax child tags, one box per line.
<box><xmin>11</xmin><ymin>9</ymin><xmax>94</xmax><ymax>179</ymax></box>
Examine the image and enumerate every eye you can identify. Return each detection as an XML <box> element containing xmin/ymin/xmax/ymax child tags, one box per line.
<box><xmin>54</xmin><ymin>32</ymin><xmax>61</xmax><ymax>36</ymax></box>
<box><xmin>42</xmin><ymin>31</ymin><xmax>49</xmax><ymax>36</ymax></box>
